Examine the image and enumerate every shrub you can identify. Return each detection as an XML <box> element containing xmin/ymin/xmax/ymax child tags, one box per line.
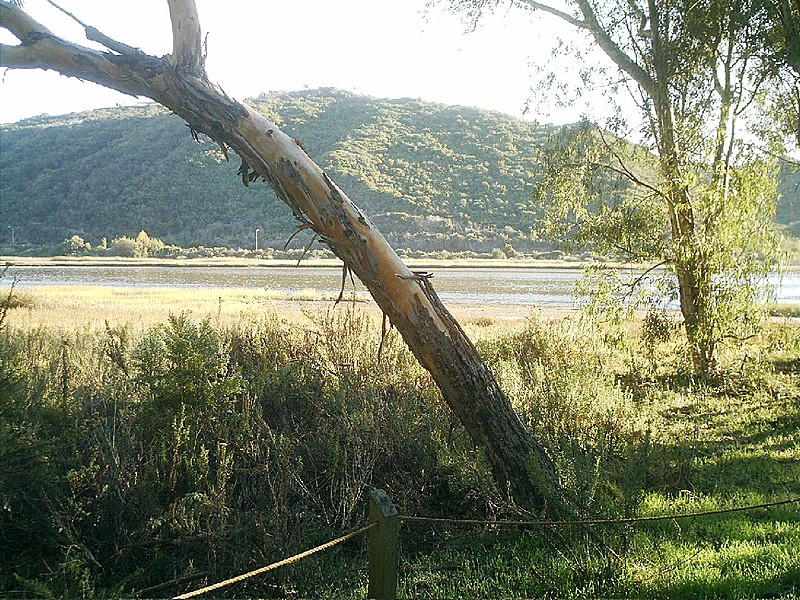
<box><xmin>107</xmin><ymin>236</ymin><xmax>136</xmax><ymax>257</ymax></box>
<box><xmin>134</xmin><ymin>230</ymin><xmax>165</xmax><ymax>257</ymax></box>
<box><xmin>56</xmin><ymin>235</ymin><xmax>91</xmax><ymax>255</ymax></box>
<box><xmin>479</xmin><ymin>316</ymin><xmax>644</xmax><ymax>513</ymax></box>
<box><xmin>0</xmin><ymin>309</ymin><xmax>493</xmax><ymax>596</ymax></box>
<box><xmin>0</xmin><ymin>291</ymin><xmax>35</xmax><ymax>310</ymax></box>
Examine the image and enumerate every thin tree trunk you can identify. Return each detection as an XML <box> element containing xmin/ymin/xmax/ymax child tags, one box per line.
<box><xmin>0</xmin><ymin>0</ymin><xmax>558</xmax><ymax>511</ymax></box>
<box><xmin>564</xmin><ymin>0</ymin><xmax>716</xmax><ymax>375</ymax></box>
<box><xmin>646</xmin><ymin>0</ymin><xmax>717</xmax><ymax>376</ymax></box>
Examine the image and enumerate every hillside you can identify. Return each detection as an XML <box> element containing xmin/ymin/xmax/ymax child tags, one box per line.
<box><xmin>0</xmin><ymin>89</ymin><xmax>557</xmax><ymax>253</ymax></box>
<box><xmin>778</xmin><ymin>163</ymin><xmax>800</xmax><ymax>236</ymax></box>
<box><xmin>1</xmin><ymin>88</ymin><xmax>797</xmax><ymax>253</ymax></box>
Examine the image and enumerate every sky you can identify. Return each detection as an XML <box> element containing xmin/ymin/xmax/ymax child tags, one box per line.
<box><xmin>0</xmin><ymin>0</ymin><xmax>611</xmax><ymax>126</ymax></box>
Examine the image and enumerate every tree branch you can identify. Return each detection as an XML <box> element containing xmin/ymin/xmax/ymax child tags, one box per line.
<box><xmin>42</xmin><ymin>0</ymin><xmax>88</xmax><ymax>28</ymax></box>
<box><xmin>0</xmin><ymin>36</ymin><xmax>152</xmax><ymax>98</ymax></box>
<box><xmin>596</xmin><ymin>128</ymin><xmax>664</xmax><ymax>198</ymax></box>
<box><xmin>573</xmin><ymin>0</ymin><xmax>656</xmax><ymax>96</ymax></box>
<box><xmin>167</xmin><ymin>0</ymin><xmax>203</xmax><ymax>73</ymax></box>
<box><xmin>585</xmin><ymin>159</ymin><xmax>663</xmax><ymax>198</ymax></box>
<box><xmin>515</xmin><ymin>0</ymin><xmax>656</xmax><ymax>96</ymax></box>
<box><xmin>0</xmin><ymin>0</ymin><xmax>53</xmax><ymax>41</ymax></box>
<box><xmin>517</xmin><ymin>0</ymin><xmax>587</xmax><ymax>29</ymax></box>
<box><xmin>0</xmin><ymin>0</ymin><xmax>151</xmax><ymax>95</ymax></box>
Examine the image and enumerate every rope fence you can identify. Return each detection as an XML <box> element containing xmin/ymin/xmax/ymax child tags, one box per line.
<box><xmin>172</xmin><ymin>523</ymin><xmax>376</xmax><ymax>599</ymax></box>
<box><xmin>400</xmin><ymin>495</ymin><xmax>800</xmax><ymax>528</ymax></box>
<box><xmin>164</xmin><ymin>492</ymin><xmax>799</xmax><ymax>599</ymax></box>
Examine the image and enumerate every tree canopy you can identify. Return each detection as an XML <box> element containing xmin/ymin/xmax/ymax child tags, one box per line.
<box><xmin>439</xmin><ymin>0</ymin><xmax>794</xmax><ymax>375</ymax></box>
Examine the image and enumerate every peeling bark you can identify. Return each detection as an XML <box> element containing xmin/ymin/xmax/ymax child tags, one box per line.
<box><xmin>0</xmin><ymin>0</ymin><xmax>560</xmax><ymax>512</ymax></box>
<box><xmin>167</xmin><ymin>0</ymin><xmax>202</xmax><ymax>72</ymax></box>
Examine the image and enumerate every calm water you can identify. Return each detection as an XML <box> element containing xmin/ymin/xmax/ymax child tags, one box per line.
<box><xmin>4</xmin><ymin>265</ymin><xmax>800</xmax><ymax>307</ymax></box>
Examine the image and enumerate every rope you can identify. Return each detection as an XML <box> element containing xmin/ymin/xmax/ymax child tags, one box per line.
<box><xmin>172</xmin><ymin>523</ymin><xmax>376</xmax><ymax>599</ymax></box>
<box><xmin>167</xmin><ymin>496</ymin><xmax>799</xmax><ymax>598</ymax></box>
<box><xmin>400</xmin><ymin>496</ymin><xmax>800</xmax><ymax>528</ymax></box>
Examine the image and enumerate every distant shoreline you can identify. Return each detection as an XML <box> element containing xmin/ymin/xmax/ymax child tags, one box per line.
<box><xmin>4</xmin><ymin>254</ymin><xmax>798</xmax><ymax>272</ymax></box>
<box><xmin>0</xmin><ymin>255</ymin><xmax>636</xmax><ymax>271</ymax></box>
<box><xmin>0</xmin><ymin>255</ymin><xmax>800</xmax><ymax>274</ymax></box>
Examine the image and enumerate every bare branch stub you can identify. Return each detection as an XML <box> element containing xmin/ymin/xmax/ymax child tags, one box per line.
<box><xmin>167</xmin><ymin>0</ymin><xmax>203</xmax><ymax>73</ymax></box>
<box><xmin>377</xmin><ymin>311</ymin><xmax>390</xmax><ymax>360</ymax></box>
<box><xmin>283</xmin><ymin>221</ymin><xmax>314</xmax><ymax>251</ymax></box>
<box><xmin>335</xmin><ymin>264</ymin><xmax>357</xmax><ymax>306</ymax></box>
<box><xmin>296</xmin><ymin>232</ymin><xmax>319</xmax><ymax>266</ymax></box>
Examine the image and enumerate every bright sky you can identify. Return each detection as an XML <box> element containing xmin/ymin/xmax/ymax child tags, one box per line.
<box><xmin>0</xmin><ymin>0</ymin><xmax>610</xmax><ymax>125</ymax></box>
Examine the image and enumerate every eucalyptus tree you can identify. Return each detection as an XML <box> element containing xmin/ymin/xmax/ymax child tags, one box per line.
<box><xmin>760</xmin><ymin>0</ymin><xmax>800</xmax><ymax>143</ymax></box>
<box><xmin>437</xmin><ymin>0</ymin><xmax>786</xmax><ymax>375</ymax></box>
<box><xmin>0</xmin><ymin>0</ymin><xmax>561</xmax><ymax>511</ymax></box>
<box><xmin>764</xmin><ymin>0</ymin><xmax>800</xmax><ymax>74</ymax></box>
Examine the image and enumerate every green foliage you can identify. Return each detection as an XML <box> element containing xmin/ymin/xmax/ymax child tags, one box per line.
<box><xmin>0</xmin><ymin>90</ymin><xmax>547</xmax><ymax>254</ymax></box>
<box><xmin>3</xmin><ymin>89</ymin><xmax>792</xmax><ymax>256</ymax></box>
<box><xmin>770</xmin><ymin>303</ymin><xmax>800</xmax><ymax>318</ymax></box>
<box><xmin>479</xmin><ymin>316</ymin><xmax>643</xmax><ymax>514</ymax></box>
<box><xmin>0</xmin><ymin>309</ymin><xmax>490</xmax><ymax>597</ymax></box>
<box><xmin>756</xmin><ymin>0</ymin><xmax>800</xmax><ymax>146</ymax></box>
<box><xmin>133</xmin><ymin>230</ymin><xmax>164</xmax><ymax>257</ymax></box>
<box><xmin>776</xmin><ymin>162</ymin><xmax>800</xmax><ymax>238</ymax></box>
<box><xmin>453</xmin><ymin>0</ymin><xmax>796</xmax><ymax>380</ymax></box>
<box><xmin>105</xmin><ymin>230</ymin><xmax>166</xmax><ymax>258</ymax></box>
<box><xmin>0</xmin><ymin>310</ymin><xmax>798</xmax><ymax>597</ymax></box>
<box><xmin>56</xmin><ymin>235</ymin><xmax>92</xmax><ymax>256</ymax></box>
<box><xmin>537</xmin><ymin>65</ymin><xmax>792</xmax><ymax>376</ymax></box>
<box><xmin>103</xmin><ymin>231</ymin><xmax>166</xmax><ymax>257</ymax></box>
<box><xmin>106</xmin><ymin>235</ymin><xmax>136</xmax><ymax>257</ymax></box>
<box><xmin>0</xmin><ymin>290</ymin><xmax>35</xmax><ymax>311</ymax></box>
<box><xmin>534</xmin><ymin>122</ymin><xmax>666</xmax><ymax>260</ymax></box>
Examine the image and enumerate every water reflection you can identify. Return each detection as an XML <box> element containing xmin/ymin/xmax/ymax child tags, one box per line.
<box><xmin>4</xmin><ymin>265</ymin><xmax>799</xmax><ymax>307</ymax></box>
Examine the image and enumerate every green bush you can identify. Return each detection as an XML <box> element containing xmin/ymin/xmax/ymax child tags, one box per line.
<box><xmin>0</xmin><ymin>290</ymin><xmax>35</xmax><ymax>310</ymax></box>
<box><xmin>0</xmin><ymin>309</ymin><xmax>493</xmax><ymax>597</ymax></box>
<box><xmin>56</xmin><ymin>235</ymin><xmax>92</xmax><ymax>255</ymax></box>
<box><xmin>479</xmin><ymin>316</ymin><xmax>644</xmax><ymax>515</ymax></box>
<box><xmin>1</xmin><ymin>309</ymin><xmax>797</xmax><ymax>598</ymax></box>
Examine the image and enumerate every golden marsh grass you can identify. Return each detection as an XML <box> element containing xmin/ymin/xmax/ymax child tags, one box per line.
<box><xmin>3</xmin><ymin>284</ymin><xmax>552</xmax><ymax>336</ymax></box>
<box><xmin>5</xmin><ymin>285</ymin><xmax>346</xmax><ymax>329</ymax></box>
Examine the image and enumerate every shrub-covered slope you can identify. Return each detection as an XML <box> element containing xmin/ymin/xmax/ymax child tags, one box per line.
<box><xmin>0</xmin><ymin>89</ymin><xmax>556</xmax><ymax>252</ymax></box>
<box><xmin>1</xmin><ymin>87</ymin><xmax>796</xmax><ymax>251</ymax></box>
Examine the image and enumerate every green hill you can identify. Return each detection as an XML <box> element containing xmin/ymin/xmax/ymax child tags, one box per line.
<box><xmin>0</xmin><ymin>89</ymin><xmax>556</xmax><ymax>253</ymax></box>
<box><xmin>778</xmin><ymin>163</ymin><xmax>800</xmax><ymax>237</ymax></box>
<box><xmin>0</xmin><ymin>87</ymin><xmax>797</xmax><ymax>253</ymax></box>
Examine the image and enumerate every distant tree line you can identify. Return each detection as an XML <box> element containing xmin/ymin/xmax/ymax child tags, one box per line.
<box><xmin>40</xmin><ymin>229</ymin><xmax>578</xmax><ymax>263</ymax></box>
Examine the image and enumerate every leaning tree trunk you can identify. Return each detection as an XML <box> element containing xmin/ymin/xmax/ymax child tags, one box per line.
<box><xmin>0</xmin><ymin>0</ymin><xmax>558</xmax><ymax>511</ymax></box>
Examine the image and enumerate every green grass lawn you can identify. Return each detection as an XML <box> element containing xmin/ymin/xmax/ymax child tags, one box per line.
<box><xmin>388</xmin><ymin>322</ymin><xmax>800</xmax><ymax>599</ymax></box>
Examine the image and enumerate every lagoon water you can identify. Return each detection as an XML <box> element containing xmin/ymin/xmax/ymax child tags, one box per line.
<box><xmin>4</xmin><ymin>264</ymin><xmax>800</xmax><ymax>308</ymax></box>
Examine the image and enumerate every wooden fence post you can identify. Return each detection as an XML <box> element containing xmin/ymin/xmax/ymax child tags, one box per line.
<box><xmin>367</xmin><ymin>489</ymin><xmax>399</xmax><ymax>600</ymax></box>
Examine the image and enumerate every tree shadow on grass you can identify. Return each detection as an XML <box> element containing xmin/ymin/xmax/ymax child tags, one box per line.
<box><xmin>629</xmin><ymin>408</ymin><xmax>800</xmax><ymax>499</ymax></box>
<box><xmin>651</xmin><ymin>565</ymin><xmax>800</xmax><ymax>600</ymax></box>
<box><xmin>618</xmin><ymin>384</ymin><xmax>800</xmax><ymax>598</ymax></box>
